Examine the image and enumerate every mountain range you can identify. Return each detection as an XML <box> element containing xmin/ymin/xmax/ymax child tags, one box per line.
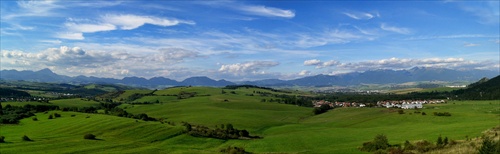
<box><xmin>0</xmin><ymin>67</ymin><xmax>498</xmax><ymax>87</ymax></box>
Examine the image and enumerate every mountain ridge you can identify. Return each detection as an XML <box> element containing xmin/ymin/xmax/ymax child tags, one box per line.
<box><xmin>1</xmin><ymin>67</ymin><xmax>498</xmax><ymax>87</ymax></box>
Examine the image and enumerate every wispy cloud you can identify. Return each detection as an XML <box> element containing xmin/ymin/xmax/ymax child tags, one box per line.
<box><xmin>56</xmin><ymin>14</ymin><xmax>195</xmax><ymax>40</ymax></box>
<box><xmin>456</xmin><ymin>1</ymin><xmax>499</xmax><ymax>24</ymax></box>
<box><xmin>103</xmin><ymin>14</ymin><xmax>195</xmax><ymax>30</ymax></box>
<box><xmin>4</xmin><ymin>0</ymin><xmax>63</xmax><ymax>19</ymax></box>
<box><xmin>342</xmin><ymin>11</ymin><xmax>376</xmax><ymax>20</ymax></box>
<box><xmin>406</xmin><ymin>34</ymin><xmax>499</xmax><ymax>40</ymax></box>
<box><xmin>237</xmin><ymin>5</ymin><xmax>295</xmax><ymax>18</ymax></box>
<box><xmin>380</xmin><ymin>23</ymin><xmax>411</xmax><ymax>34</ymax></box>
<box><xmin>464</xmin><ymin>42</ymin><xmax>480</xmax><ymax>47</ymax></box>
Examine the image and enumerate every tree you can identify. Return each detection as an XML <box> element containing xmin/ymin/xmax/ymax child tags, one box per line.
<box><xmin>373</xmin><ymin>134</ymin><xmax>389</xmax><ymax>150</ymax></box>
<box><xmin>0</xmin><ymin>136</ymin><xmax>5</xmax><ymax>143</ymax></box>
<box><xmin>22</xmin><ymin>135</ymin><xmax>32</xmax><ymax>141</ymax></box>
<box><xmin>185</xmin><ymin>123</ymin><xmax>192</xmax><ymax>131</ymax></box>
<box><xmin>226</xmin><ymin>123</ymin><xmax>234</xmax><ymax>131</ymax></box>
<box><xmin>0</xmin><ymin>102</ymin><xmax>3</xmax><ymax>115</ymax></box>
<box><xmin>48</xmin><ymin>115</ymin><xmax>53</xmax><ymax>119</ymax></box>
<box><xmin>444</xmin><ymin>137</ymin><xmax>448</xmax><ymax>145</ymax></box>
<box><xmin>437</xmin><ymin>135</ymin><xmax>444</xmax><ymax>147</ymax></box>
<box><xmin>479</xmin><ymin>137</ymin><xmax>499</xmax><ymax>154</ymax></box>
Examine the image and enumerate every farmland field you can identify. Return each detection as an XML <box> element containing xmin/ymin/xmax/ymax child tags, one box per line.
<box><xmin>1</xmin><ymin>87</ymin><xmax>499</xmax><ymax>153</ymax></box>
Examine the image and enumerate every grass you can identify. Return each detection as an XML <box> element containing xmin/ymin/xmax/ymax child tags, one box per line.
<box><xmin>1</xmin><ymin>86</ymin><xmax>498</xmax><ymax>153</ymax></box>
<box><xmin>50</xmin><ymin>98</ymin><xmax>101</xmax><ymax>108</ymax></box>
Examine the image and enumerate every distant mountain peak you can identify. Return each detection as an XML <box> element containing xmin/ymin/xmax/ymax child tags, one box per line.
<box><xmin>37</xmin><ymin>68</ymin><xmax>55</xmax><ymax>74</ymax></box>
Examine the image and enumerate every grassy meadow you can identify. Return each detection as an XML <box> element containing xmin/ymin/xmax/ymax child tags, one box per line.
<box><xmin>1</xmin><ymin>86</ymin><xmax>499</xmax><ymax>153</ymax></box>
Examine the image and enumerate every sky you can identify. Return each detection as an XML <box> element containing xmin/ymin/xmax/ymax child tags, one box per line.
<box><xmin>1</xmin><ymin>0</ymin><xmax>499</xmax><ymax>81</ymax></box>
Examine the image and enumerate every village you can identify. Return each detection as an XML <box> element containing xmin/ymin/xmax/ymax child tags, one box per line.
<box><xmin>312</xmin><ymin>99</ymin><xmax>447</xmax><ymax>109</ymax></box>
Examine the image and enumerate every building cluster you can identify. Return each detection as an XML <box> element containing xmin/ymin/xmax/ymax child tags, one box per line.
<box><xmin>312</xmin><ymin>99</ymin><xmax>446</xmax><ymax>109</ymax></box>
<box><xmin>377</xmin><ymin>100</ymin><xmax>446</xmax><ymax>109</ymax></box>
<box><xmin>0</xmin><ymin>97</ymin><xmax>49</xmax><ymax>102</ymax></box>
<box><xmin>312</xmin><ymin>100</ymin><xmax>366</xmax><ymax>108</ymax></box>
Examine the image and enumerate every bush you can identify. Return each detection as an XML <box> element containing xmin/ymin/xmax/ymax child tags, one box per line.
<box><xmin>219</xmin><ymin>146</ymin><xmax>249</xmax><ymax>154</ymax></box>
<box><xmin>478</xmin><ymin>137</ymin><xmax>500</xmax><ymax>154</ymax></box>
<box><xmin>0</xmin><ymin>136</ymin><xmax>5</xmax><ymax>143</ymax></box>
<box><xmin>360</xmin><ymin>134</ymin><xmax>390</xmax><ymax>152</ymax></box>
<box><xmin>22</xmin><ymin>135</ymin><xmax>32</xmax><ymax>141</ymax></box>
<box><xmin>398</xmin><ymin>110</ymin><xmax>405</xmax><ymax>114</ymax></box>
<box><xmin>32</xmin><ymin>117</ymin><xmax>38</xmax><ymax>121</ymax></box>
<box><xmin>421</xmin><ymin>112</ymin><xmax>426</xmax><ymax>115</ymax></box>
<box><xmin>84</xmin><ymin>133</ymin><xmax>96</xmax><ymax>140</ymax></box>
<box><xmin>48</xmin><ymin>115</ymin><xmax>53</xmax><ymax>119</ymax></box>
<box><xmin>415</xmin><ymin>140</ymin><xmax>434</xmax><ymax>152</ymax></box>
<box><xmin>53</xmin><ymin>113</ymin><xmax>61</xmax><ymax>118</ymax></box>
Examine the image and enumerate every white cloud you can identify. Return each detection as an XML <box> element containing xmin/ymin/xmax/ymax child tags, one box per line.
<box><xmin>219</xmin><ymin>61</ymin><xmax>279</xmax><ymax>76</ymax></box>
<box><xmin>238</xmin><ymin>5</ymin><xmax>295</xmax><ymax>18</ymax></box>
<box><xmin>56</xmin><ymin>32</ymin><xmax>84</xmax><ymax>40</ymax></box>
<box><xmin>65</xmin><ymin>22</ymin><xmax>116</xmax><ymax>33</ymax></box>
<box><xmin>152</xmin><ymin>48</ymin><xmax>200</xmax><ymax>63</ymax></box>
<box><xmin>298</xmin><ymin>70</ymin><xmax>311</xmax><ymax>76</ymax></box>
<box><xmin>103</xmin><ymin>14</ymin><xmax>195</xmax><ymax>30</ymax></box>
<box><xmin>57</xmin><ymin>14</ymin><xmax>195</xmax><ymax>40</ymax></box>
<box><xmin>304</xmin><ymin>59</ymin><xmax>340</xmax><ymax>68</ymax></box>
<box><xmin>464</xmin><ymin>43</ymin><xmax>480</xmax><ymax>47</ymax></box>
<box><xmin>304</xmin><ymin>59</ymin><xmax>322</xmax><ymax>66</ymax></box>
<box><xmin>0</xmin><ymin>46</ymin><xmax>202</xmax><ymax>79</ymax></box>
<box><xmin>303</xmin><ymin>57</ymin><xmax>497</xmax><ymax>71</ymax></box>
<box><xmin>39</xmin><ymin>40</ymin><xmax>62</xmax><ymax>44</ymax></box>
<box><xmin>343</xmin><ymin>12</ymin><xmax>375</xmax><ymax>20</ymax></box>
<box><xmin>380</xmin><ymin>23</ymin><xmax>411</xmax><ymax>34</ymax></box>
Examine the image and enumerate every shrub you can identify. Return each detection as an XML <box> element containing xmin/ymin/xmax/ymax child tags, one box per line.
<box><xmin>32</xmin><ymin>117</ymin><xmax>38</xmax><ymax>121</ymax></box>
<box><xmin>415</xmin><ymin>140</ymin><xmax>434</xmax><ymax>152</ymax></box>
<box><xmin>219</xmin><ymin>146</ymin><xmax>248</xmax><ymax>154</ymax></box>
<box><xmin>398</xmin><ymin>110</ymin><xmax>405</xmax><ymax>114</ymax></box>
<box><xmin>84</xmin><ymin>133</ymin><xmax>96</xmax><ymax>140</ymax></box>
<box><xmin>421</xmin><ymin>112</ymin><xmax>426</xmax><ymax>115</ymax></box>
<box><xmin>0</xmin><ymin>136</ymin><xmax>5</xmax><ymax>143</ymax></box>
<box><xmin>53</xmin><ymin>113</ymin><xmax>61</xmax><ymax>117</ymax></box>
<box><xmin>478</xmin><ymin>137</ymin><xmax>500</xmax><ymax>154</ymax></box>
<box><xmin>403</xmin><ymin>140</ymin><xmax>415</xmax><ymax>150</ymax></box>
<box><xmin>22</xmin><ymin>135</ymin><xmax>32</xmax><ymax>141</ymax></box>
<box><xmin>48</xmin><ymin>115</ymin><xmax>53</xmax><ymax>119</ymax></box>
<box><xmin>360</xmin><ymin>134</ymin><xmax>390</xmax><ymax>152</ymax></box>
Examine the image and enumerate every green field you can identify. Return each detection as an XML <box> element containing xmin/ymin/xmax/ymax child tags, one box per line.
<box><xmin>1</xmin><ymin>87</ymin><xmax>498</xmax><ymax>153</ymax></box>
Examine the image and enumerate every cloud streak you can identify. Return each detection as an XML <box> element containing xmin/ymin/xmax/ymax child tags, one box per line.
<box><xmin>343</xmin><ymin>11</ymin><xmax>377</xmax><ymax>20</ymax></box>
<box><xmin>57</xmin><ymin>14</ymin><xmax>195</xmax><ymax>40</ymax></box>
<box><xmin>380</xmin><ymin>23</ymin><xmax>411</xmax><ymax>34</ymax></box>
<box><xmin>238</xmin><ymin>5</ymin><xmax>295</xmax><ymax>18</ymax></box>
<box><xmin>304</xmin><ymin>57</ymin><xmax>497</xmax><ymax>71</ymax></box>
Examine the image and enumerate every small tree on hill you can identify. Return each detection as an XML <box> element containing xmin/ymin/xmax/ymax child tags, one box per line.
<box><xmin>22</xmin><ymin>135</ymin><xmax>32</xmax><ymax>141</ymax></box>
<box><xmin>84</xmin><ymin>133</ymin><xmax>96</xmax><ymax>140</ymax></box>
<box><xmin>437</xmin><ymin>135</ymin><xmax>444</xmax><ymax>147</ymax></box>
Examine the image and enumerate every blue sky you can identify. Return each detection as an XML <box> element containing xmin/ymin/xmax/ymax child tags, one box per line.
<box><xmin>1</xmin><ymin>0</ymin><xmax>499</xmax><ymax>81</ymax></box>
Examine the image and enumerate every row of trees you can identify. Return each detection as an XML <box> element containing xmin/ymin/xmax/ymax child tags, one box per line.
<box><xmin>360</xmin><ymin>134</ymin><xmax>499</xmax><ymax>154</ymax></box>
<box><xmin>0</xmin><ymin>103</ymin><xmax>59</xmax><ymax>124</ymax></box>
<box><xmin>183</xmin><ymin>123</ymin><xmax>259</xmax><ymax>140</ymax></box>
